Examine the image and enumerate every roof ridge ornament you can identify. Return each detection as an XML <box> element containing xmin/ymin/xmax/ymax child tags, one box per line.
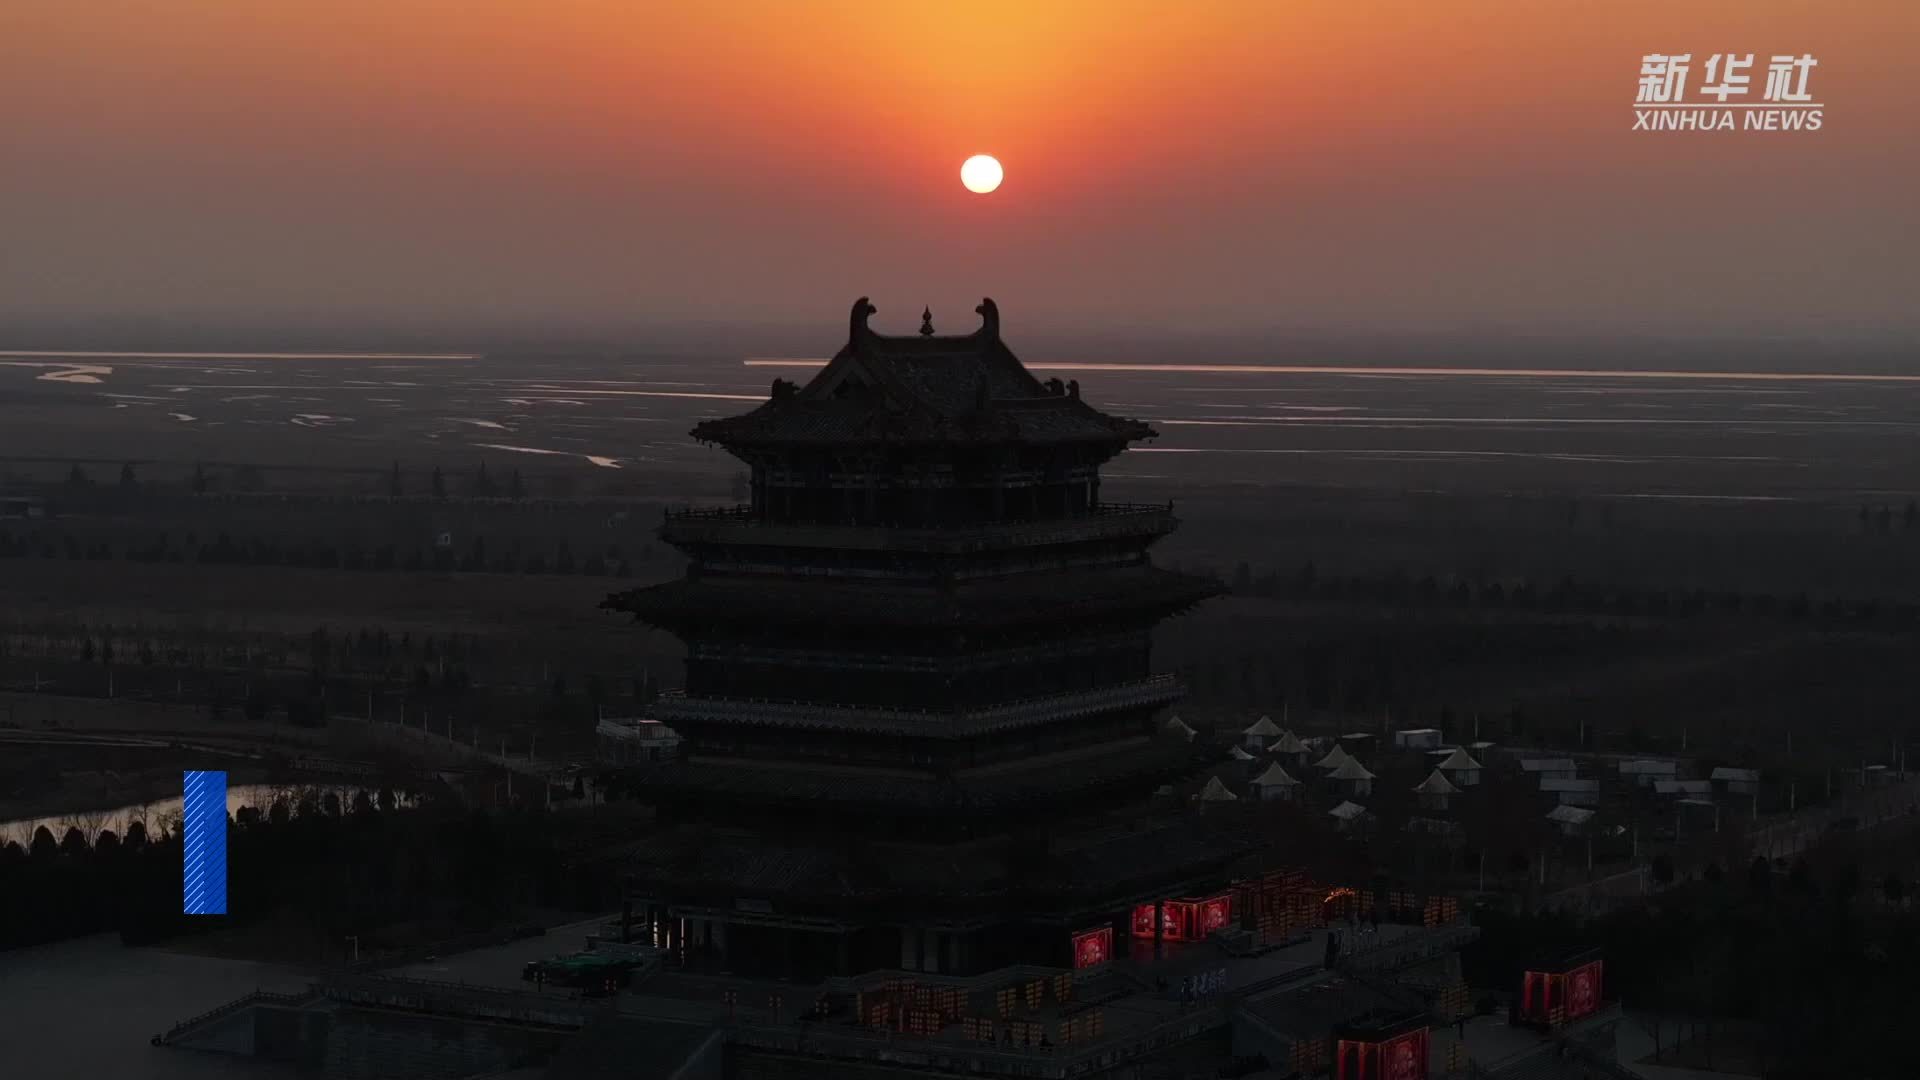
<box><xmin>974</xmin><ymin>298</ymin><xmax>999</xmax><ymax>340</ymax></box>
<box><xmin>920</xmin><ymin>307</ymin><xmax>934</xmax><ymax>336</ymax></box>
<box><xmin>849</xmin><ymin>296</ymin><xmax>877</xmax><ymax>341</ymax></box>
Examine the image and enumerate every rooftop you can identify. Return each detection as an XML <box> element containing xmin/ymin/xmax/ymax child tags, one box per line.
<box><xmin>691</xmin><ymin>298</ymin><xmax>1152</xmax><ymax>449</ymax></box>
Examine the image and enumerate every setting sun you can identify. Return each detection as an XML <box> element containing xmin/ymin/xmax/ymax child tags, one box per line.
<box><xmin>960</xmin><ymin>154</ymin><xmax>1003</xmax><ymax>194</ymax></box>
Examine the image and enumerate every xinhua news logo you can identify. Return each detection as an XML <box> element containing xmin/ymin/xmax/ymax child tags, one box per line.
<box><xmin>1635</xmin><ymin>53</ymin><xmax>1822</xmax><ymax>132</ymax></box>
<box><xmin>183</xmin><ymin>770</ymin><xmax>228</xmax><ymax>915</ymax></box>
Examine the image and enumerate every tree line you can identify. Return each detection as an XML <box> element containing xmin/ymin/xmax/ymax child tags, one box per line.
<box><xmin>1466</xmin><ymin>844</ymin><xmax>1919</xmax><ymax>1079</ymax></box>
<box><xmin>1221</xmin><ymin>560</ymin><xmax>1920</xmax><ymax>633</ymax></box>
<box><xmin>0</xmin><ymin>529</ymin><xmax>648</xmax><ymax>578</ymax></box>
<box><xmin>0</xmin><ymin>794</ymin><xmax>618</xmax><ymax>956</ymax></box>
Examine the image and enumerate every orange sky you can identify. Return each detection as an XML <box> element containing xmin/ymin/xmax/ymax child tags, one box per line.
<box><xmin>1</xmin><ymin>1</ymin><xmax>1915</xmax><ymax>340</ymax></box>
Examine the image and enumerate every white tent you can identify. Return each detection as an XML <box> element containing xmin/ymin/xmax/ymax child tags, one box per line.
<box><xmin>1198</xmin><ymin>776</ymin><xmax>1239</xmax><ymax>802</ymax></box>
<box><xmin>1412</xmin><ymin>768</ymin><xmax>1460</xmax><ymax>811</ymax></box>
<box><xmin>1251</xmin><ymin>762</ymin><xmax>1301</xmax><ymax>801</ymax></box>
<box><xmin>1268</xmin><ymin>730</ymin><xmax>1311</xmax><ymax>757</ymax></box>
<box><xmin>1328</xmin><ymin>800</ymin><xmax>1370</xmax><ymax>830</ymax></box>
<box><xmin>1546</xmin><ymin>804</ymin><xmax>1595</xmax><ymax>834</ymax></box>
<box><xmin>1312</xmin><ymin>744</ymin><xmax>1355</xmax><ymax>771</ymax></box>
<box><xmin>1241</xmin><ymin>715</ymin><xmax>1283</xmax><ymax>748</ymax></box>
<box><xmin>1328</xmin><ymin>756</ymin><xmax>1376</xmax><ymax>797</ymax></box>
<box><xmin>1329</xmin><ymin>757</ymin><xmax>1377</xmax><ymax>781</ymax></box>
<box><xmin>1435</xmin><ymin>748</ymin><xmax>1483</xmax><ymax>787</ymax></box>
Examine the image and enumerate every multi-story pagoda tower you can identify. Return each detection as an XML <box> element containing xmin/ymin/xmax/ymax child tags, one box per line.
<box><xmin>603</xmin><ymin>298</ymin><xmax>1252</xmax><ymax>978</ymax></box>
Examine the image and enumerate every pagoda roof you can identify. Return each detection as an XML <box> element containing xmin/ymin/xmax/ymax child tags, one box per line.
<box><xmin>1411</xmin><ymin>770</ymin><xmax>1460</xmax><ymax>795</ymax></box>
<box><xmin>1329</xmin><ymin>800</ymin><xmax>1368</xmax><ymax>821</ymax></box>
<box><xmin>613</xmin><ymin>737</ymin><xmax>1209</xmax><ymax>813</ymax></box>
<box><xmin>1435</xmin><ymin>748</ymin><xmax>1483</xmax><ymax>771</ymax></box>
<box><xmin>606</xmin><ymin>563</ymin><xmax>1219</xmax><ymax>632</ymax></box>
<box><xmin>1229</xmin><ymin>745</ymin><xmax>1256</xmax><ymax>761</ymax></box>
<box><xmin>691</xmin><ymin>298</ymin><xmax>1152</xmax><ymax>448</ymax></box>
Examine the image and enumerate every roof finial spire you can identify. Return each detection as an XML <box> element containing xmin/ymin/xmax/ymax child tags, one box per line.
<box><xmin>920</xmin><ymin>306</ymin><xmax>934</xmax><ymax>336</ymax></box>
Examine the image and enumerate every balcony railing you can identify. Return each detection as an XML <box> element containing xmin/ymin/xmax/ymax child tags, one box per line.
<box><xmin>660</xmin><ymin>502</ymin><xmax>1175</xmax><ymax>554</ymax></box>
<box><xmin>649</xmin><ymin>674</ymin><xmax>1183</xmax><ymax>737</ymax></box>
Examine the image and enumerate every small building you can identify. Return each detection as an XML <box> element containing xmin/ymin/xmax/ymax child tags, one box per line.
<box><xmin>0</xmin><ymin>494</ymin><xmax>47</xmax><ymax>520</ymax></box>
<box><xmin>1617</xmin><ymin>758</ymin><xmax>1677</xmax><ymax>788</ymax></box>
<box><xmin>1241</xmin><ymin>714</ymin><xmax>1283</xmax><ymax>750</ymax></box>
<box><xmin>1518</xmin><ymin>757</ymin><xmax>1577</xmax><ymax>782</ymax></box>
<box><xmin>1539</xmin><ymin>777</ymin><xmax>1600</xmax><ymax>808</ymax></box>
<box><xmin>596</xmin><ymin>717</ymin><xmax>682</xmax><ymax>763</ymax></box>
<box><xmin>1251</xmin><ymin>761</ymin><xmax>1301</xmax><ymax>802</ymax></box>
<box><xmin>1676</xmin><ymin>797</ymin><xmax>1720</xmax><ymax>833</ymax></box>
<box><xmin>1709</xmin><ymin>766</ymin><xmax>1761</xmax><ymax>796</ymax></box>
<box><xmin>1393</xmin><ymin>728</ymin><xmax>1443</xmax><ymax>751</ymax></box>
<box><xmin>1410</xmin><ymin>769</ymin><xmax>1459</xmax><ymax>812</ymax></box>
<box><xmin>1653</xmin><ymin>779</ymin><xmax>1713</xmax><ymax>798</ymax></box>
<box><xmin>1546</xmin><ymin>804</ymin><xmax>1596</xmax><ymax>836</ymax></box>
<box><xmin>1435</xmin><ymin>748</ymin><xmax>1483</xmax><ymax>788</ymax></box>
<box><xmin>1327</xmin><ymin>757</ymin><xmax>1376</xmax><ymax>799</ymax></box>
<box><xmin>1519</xmin><ymin>948</ymin><xmax>1605</xmax><ymax>1028</ymax></box>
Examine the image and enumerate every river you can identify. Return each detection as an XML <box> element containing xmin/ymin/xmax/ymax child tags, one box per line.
<box><xmin>0</xmin><ymin>933</ymin><xmax>309</xmax><ymax>1078</ymax></box>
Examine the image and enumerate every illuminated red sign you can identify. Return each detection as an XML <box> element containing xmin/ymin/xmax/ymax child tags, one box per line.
<box><xmin>1199</xmin><ymin>894</ymin><xmax>1232</xmax><ymax>934</ymax></box>
<box><xmin>1521</xmin><ymin>957</ymin><xmax>1604</xmax><ymax>1025</ymax></box>
<box><xmin>1381</xmin><ymin>1029</ymin><xmax>1428</xmax><ymax>1080</ymax></box>
<box><xmin>1130</xmin><ymin>896</ymin><xmax>1231</xmax><ymax>941</ymax></box>
<box><xmin>1131</xmin><ymin>903</ymin><xmax>1157</xmax><ymax>938</ymax></box>
<box><xmin>1567</xmin><ymin>960</ymin><xmax>1602</xmax><ymax>1019</ymax></box>
<box><xmin>1335</xmin><ymin>1028</ymin><xmax>1429</xmax><ymax>1080</ymax></box>
<box><xmin>1072</xmin><ymin>926</ymin><xmax>1112</xmax><ymax>969</ymax></box>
